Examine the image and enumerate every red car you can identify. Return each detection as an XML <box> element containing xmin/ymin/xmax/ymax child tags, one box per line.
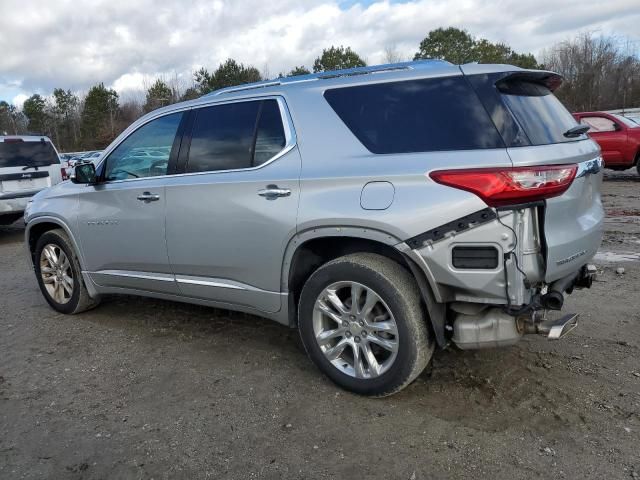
<box><xmin>573</xmin><ymin>111</ymin><xmax>640</xmax><ymax>174</ymax></box>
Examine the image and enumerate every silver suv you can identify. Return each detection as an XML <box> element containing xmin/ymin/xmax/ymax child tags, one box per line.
<box><xmin>24</xmin><ymin>61</ymin><xmax>603</xmax><ymax>396</ymax></box>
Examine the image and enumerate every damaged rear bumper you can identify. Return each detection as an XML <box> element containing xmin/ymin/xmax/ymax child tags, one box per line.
<box><xmin>396</xmin><ymin>205</ymin><xmax>599</xmax><ymax>350</ymax></box>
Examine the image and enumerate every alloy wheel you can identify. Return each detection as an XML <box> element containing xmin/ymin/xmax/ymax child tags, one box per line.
<box><xmin>312</xmin><ymin>281</ymin><xmax>399</xmax><ymax>379</ymax></box>
<box><xmin>40</xmin><ymin>244</ymin><xmax>74</xmax><ymax>304</ymax></box>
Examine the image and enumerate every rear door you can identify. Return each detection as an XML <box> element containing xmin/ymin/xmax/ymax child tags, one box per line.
<box><xmin>0</xmin><ymin>138</ymin><xmax>62</xmax><ymax>198</ymax></box>
<box><xmin>464</xmin><ymin>68</ymin><xmax>604</xmax><ymax>282</ymax></box>
<box><xmin>164</xmin><ymin>97</ymin><xmax>300</xmax><ymax>313</ymax></box>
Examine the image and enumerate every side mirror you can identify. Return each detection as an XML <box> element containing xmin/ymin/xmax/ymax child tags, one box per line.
<box><xmin>613</xmin><ymin>123</ymin><xmax>622</xmax><ymax>131</ymax></box>
<box><xmin>71</xmin><ymin>161</ymin><xmax>97</xmax><ymax>184</ymax></box>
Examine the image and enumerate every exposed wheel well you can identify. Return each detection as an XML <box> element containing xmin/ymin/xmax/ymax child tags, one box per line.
<box><xmin>288</xmin><ymin>237</ymin><xmax>408</xmax><ymax>304</ymax></box>
<box><xmin>286</xmin><ymin>236</ymin><xmax>442</xmax><ymax>331</ymax></box>
<box><xmin>27</xmin><ymin>222</ymin><xmax>64</xmax><ymax>264</ymax></box>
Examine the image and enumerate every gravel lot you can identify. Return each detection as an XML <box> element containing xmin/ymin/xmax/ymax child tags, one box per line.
<box><xmin>1</xmin><ymin>172</ymin><xmax>639</xmax><ymax>479</ymax></box>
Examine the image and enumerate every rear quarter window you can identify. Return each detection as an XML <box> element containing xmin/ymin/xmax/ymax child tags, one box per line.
<box><xmin>323</xmin><ymin>77</ymin><xmax>504</xmax><ymax>154</ymax></box>
<box><xmin>0</xmin><ymin>140</ymin><xmax>60</xmax><ymax>168</ymax></box>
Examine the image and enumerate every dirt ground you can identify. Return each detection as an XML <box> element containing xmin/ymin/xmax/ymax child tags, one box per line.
<box><xmin>1</xmin><ymin>172</ymin><xmax>639</xmax><ymax>480</ymax></box>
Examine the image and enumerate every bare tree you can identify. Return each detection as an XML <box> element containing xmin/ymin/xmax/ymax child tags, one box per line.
<box><xmin>542</xmin><ymin>32</ymin><xmax>640</xmax><ymax>112</ymax></box>
<box><xmin>383</xmin><ymin>44</ymin><xmax>404</xmax><ymax>64</ymax></box>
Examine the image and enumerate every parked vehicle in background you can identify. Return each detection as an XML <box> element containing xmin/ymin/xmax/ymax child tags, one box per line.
<box><xmin>25</xmin><ymin>61</ymin><xmax>603</xmax><ymax>396</ymax></box>
<box><xmin>61</xmin><ymin>151</ymin><xmax>103</xmax><ymax>164</ymax></box>
<box><xmin>59</xmin><ymin>151</ymin><xmax>103</xmax><ymax>179</ymax></box>
<box><xmin>77</xmin><ymin>151</ymin><xmax>103</xmax><ymax>162</ymax></box>
<box><xmin>573</xmin><ymin>111</ymin><xmax>640</xmax><ymax>174</ymax></box>
<box><xmin>0</xmin><ymin>136</ymin><xmax>65</xmax><ymax>225</ymax></box>
<box><xmin>626</xmin><ymin>116</ymin><xmax>640</xmax><ymax>126</ymax></box>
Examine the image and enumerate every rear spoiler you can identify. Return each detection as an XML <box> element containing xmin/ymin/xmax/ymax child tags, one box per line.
<box><xmin>459</xmin><ymin>64</ymin><xmax>563</xmax><ymax>92</ymax></box>
<box><xmin>496</xmin><ymin>71</ymin><xmax>563</xmax><ymax>92</ymax></box>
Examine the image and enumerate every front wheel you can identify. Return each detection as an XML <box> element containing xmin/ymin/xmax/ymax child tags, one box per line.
<box><xmin>34</xmin><ymin>229</ymin><xmax>99</xmax><ymax>314</ymax></box>
<box><xmin>298</xmin><ymin>253</ymin><xmax>433</xmax><ymax>396</ymax></box>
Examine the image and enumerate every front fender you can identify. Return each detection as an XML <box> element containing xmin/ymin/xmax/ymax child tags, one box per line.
<box><xmin>24</xmin><ymin>215</ymin><xmax>85</xmax><ymax>270</ymax></box>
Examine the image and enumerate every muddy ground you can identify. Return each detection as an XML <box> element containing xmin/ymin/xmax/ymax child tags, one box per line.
<box><xmin>1</xmin><ymin>171</ymin><xmax>639</xmax><ymax>480</ymax></box>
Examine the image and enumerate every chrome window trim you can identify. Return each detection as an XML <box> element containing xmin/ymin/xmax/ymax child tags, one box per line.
<box><xmin>97</xmin><ymin>96</ymin><xmax>297</xmax><ymax>185</ymax></box>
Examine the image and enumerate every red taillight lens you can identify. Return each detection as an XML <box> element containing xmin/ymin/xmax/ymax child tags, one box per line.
<box><xmin>61</xmin><ymin>167</ymin><xmax>68</xmax><ymax>180</ymax></box>
<box><xmin>429</xmin><ymin>164</ymin><xmax>577</xmax><ymax>207</ymax></box>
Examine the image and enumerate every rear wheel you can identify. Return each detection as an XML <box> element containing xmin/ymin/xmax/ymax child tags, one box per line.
<box><xmin>34</xmin><ymin>229</ymin><xmax>99</xmax><ymax>314</ymax></box>
<box><xmin>298</xmin><ymin>253</ymin><xmax>433</xmax><ymax>396</ymax></box>
<box><xmin>636</xmin><ymin>153</ymin><xmax>640</xmax><ymax>176</ymax></box>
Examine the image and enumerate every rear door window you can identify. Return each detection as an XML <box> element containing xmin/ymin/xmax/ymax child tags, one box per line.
<box><xmin>324</xmin><ymin>77</ymin><xmax>504</xmax><ymax>154</ymax></box>
<box><xmin>0</xmin><ymin>140</ymin><xmax>59</xmax><ymax>168</ymax></box>
<box><xmin>186</xmin><ymin>99</ymin><xmax>286</xmax><ymax>173</ymax></box>
<box><xmin>254</xmin><ymin>101</ymin><xmax>286</xmax><ymax>166</ymax></box>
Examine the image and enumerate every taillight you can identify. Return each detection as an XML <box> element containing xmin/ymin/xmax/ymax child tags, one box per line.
<box><xmin>61</xmin><ymin>167</ymin><xmax>68</xmax><ymax>180</ymax></box>
<box><xmin>429</xmin><ymin>164</ymin><xmax>577</xmax><ymax>207</ymax></box>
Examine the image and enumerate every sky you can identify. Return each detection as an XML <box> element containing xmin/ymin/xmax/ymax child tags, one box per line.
<box><xmin>1</xmin><ymin>0</ymin><xmax>639</xmax><ymax>107</ymax></box>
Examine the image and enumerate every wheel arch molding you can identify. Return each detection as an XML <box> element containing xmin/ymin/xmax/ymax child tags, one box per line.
<box><xmin>282</xmin><ymin>226</ymin><xmax>447</xmax><ymax>347</ymax></box>
<box><xmin>25</xmin><ymin>216</ymin><xmax>85</xmax><ymax>270</ymax></box>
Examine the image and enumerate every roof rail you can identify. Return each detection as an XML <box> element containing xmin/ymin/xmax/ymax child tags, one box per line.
<box><xmin>203</xmin><ymin>59</ymin><xmax>451</xmax><ymax>97</ymax></box>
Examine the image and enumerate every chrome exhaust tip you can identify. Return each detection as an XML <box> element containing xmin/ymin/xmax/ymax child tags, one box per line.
<box><xmin>535</xmin><ymin>313</ymin><xmax>579</xmax><ymax>340</ymax></box>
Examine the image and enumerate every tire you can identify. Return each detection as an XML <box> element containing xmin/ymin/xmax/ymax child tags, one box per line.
<box><xmin>636</xmin><ymin>153</ymin><xmax>640</xmax><ymax>176</ymax></box>
<box><xmin>34</xmin><ymin>229</ymin><xmax>99</xmax><ymax>314</ymax></box>
<box><xmin>298</xmin><ymin>253</ymin><xmax>433</xmax><ymax>397</ymax></box>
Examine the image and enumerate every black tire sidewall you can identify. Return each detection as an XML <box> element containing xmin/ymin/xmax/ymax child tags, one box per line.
<box><xmin>299</xmin><ymin>259</ymin><xmax>422</xmax><ymax>395</ymax></box>
<box><xmin>34</xmin><ymin>231</ymin><xmax>82</xmax><ymax>314</ymax></box>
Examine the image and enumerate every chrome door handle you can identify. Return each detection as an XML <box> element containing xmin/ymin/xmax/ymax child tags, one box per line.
<box><xmin>137</xmin><ymin>192</ymin><xmax>160</xmax><ymax>203</ymax></box>
<box><xmin>257</xmin><ymin>185</ymin><xmax>291</xmax><ymax>200</ymax></box>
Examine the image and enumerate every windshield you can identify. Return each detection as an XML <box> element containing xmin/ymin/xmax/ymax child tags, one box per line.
<box><xmin>612</xmin><ymin>114</ymin><xmax>640</xmax><ymax>128</ymax></box>
<box><xmin>0</xmin><ymin>140</ymin><xmax>60</xmax><ymax>168</ymax></box>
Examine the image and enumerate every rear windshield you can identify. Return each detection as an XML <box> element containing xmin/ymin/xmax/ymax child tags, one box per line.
<box><xmin>324</xmin><ymin>77</ymin><xmax>504</xmax><ymax>154</ymax></box>
<box><xmin>0</xmin><ymin>140</ymin><xmax>60</xmax><ymax>168</ymax></box>
<box><xmin>497</xmin><ymin>80</ymin><xmax>581</xmax><ymax>145</ymax></box>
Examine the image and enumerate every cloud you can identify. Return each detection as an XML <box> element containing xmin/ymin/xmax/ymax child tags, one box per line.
<box><xmin>12</xmin><ymin>94</ymin><xmax>28</xmax><ymax>108</ymax></box>
<box><xmin>0</xmin><ymin>0</ymin><xmax>638</xmax><ymax>102</ymax></box>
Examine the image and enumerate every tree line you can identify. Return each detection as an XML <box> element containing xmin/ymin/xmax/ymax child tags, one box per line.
<box><xmin>1</xmin><ymin>27</ymin><xmax>638</xmax><ymax>152</ymax></box>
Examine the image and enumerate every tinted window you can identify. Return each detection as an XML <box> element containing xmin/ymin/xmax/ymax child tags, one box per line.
<box><xmin>0</xmin><ymin>140</ymin><xmax>59</xmax><ymax>168</ymax></box>
<box><xmin>254</xmin><ymin>101</ymin><xmax>286</xmax><ymax>166</ymax></box>
<box><xmin>187</xmin><ymin>102</ymin><xmax>260</xmax><ymax>173</ymax></box>
<box><xmin>104</xmin><ymin>112</ymin><xmax>182</xmax><ymax>181</ymax></box>
<box><xmin>324</xmin><ymin>77</ymin><xmax>504</xmax><ymax>154</ymax></box>
<box><xmin>498</xmin><ymin>80</ymin><xmax>580</xmax><ymax>145</ymax></box>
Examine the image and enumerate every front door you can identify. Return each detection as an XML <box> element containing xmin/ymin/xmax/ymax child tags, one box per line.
<box><xmin>76</xmin><ymin>111</ymin><xmax>185</xmax><ymax>294</ymax></box>
<box><xmin>165</xmin><ymin>98</ymin><xmax>300</xmax><ymax>313</ymax></box>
